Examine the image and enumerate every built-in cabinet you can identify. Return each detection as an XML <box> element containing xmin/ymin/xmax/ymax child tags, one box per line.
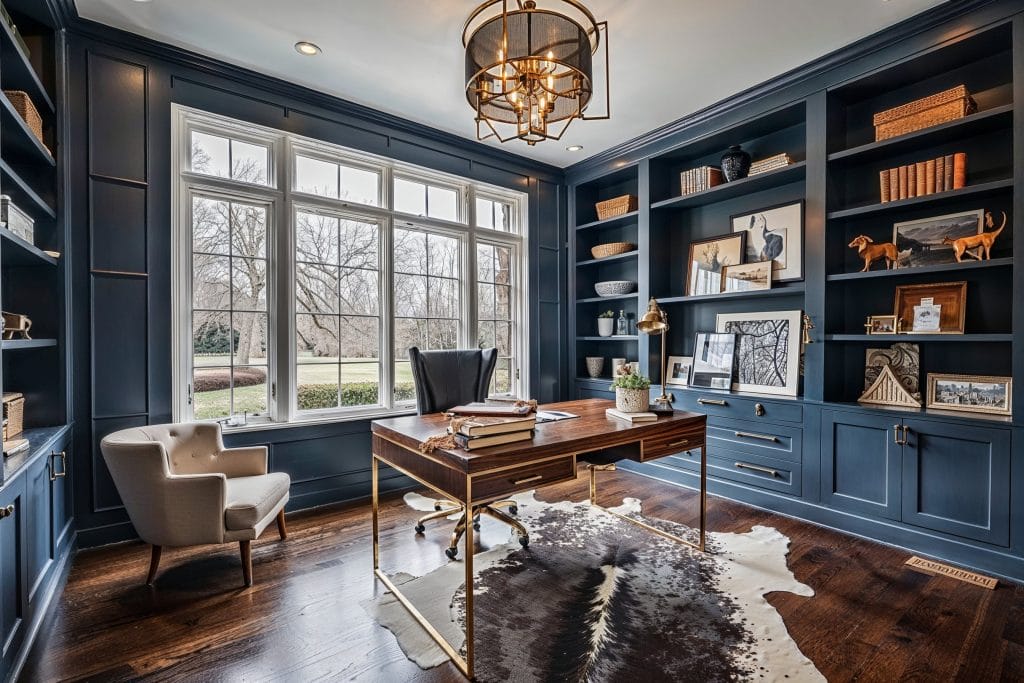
<box><xmin>569</xmin><ymin>1</ymin><xmax>1024</xmax><ymax>581</ymax></box>
<box><xmin>0</xmin><ymin>477</ymin><xmax>24</xmax><ymax>678</ymax></box>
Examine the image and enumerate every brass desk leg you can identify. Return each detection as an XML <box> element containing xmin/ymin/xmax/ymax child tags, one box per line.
<box><xmin>587</xmin><ymin>454</ymin><xmax>708</xmax><ymax>553</ymax></box>
<box><xmin>372</xmin><ymin>455</ymin><xmax>379</xmax><ymax>570</ymax></box>
<box><xmin>464</xmin><ymin>475</ymin><xmax>475</xmax><ymax>679</ymax></box>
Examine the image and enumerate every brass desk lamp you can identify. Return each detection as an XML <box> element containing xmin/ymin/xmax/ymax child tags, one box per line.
<box><xmin>637</xmin><ymin>297</ymin><xmax>672</xmax><ymax>409</ymax></box>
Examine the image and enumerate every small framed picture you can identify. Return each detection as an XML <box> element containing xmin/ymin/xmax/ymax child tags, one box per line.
<box><xmin>926</xmin><ymin>373</ymin><xmax>1012</xmax><ymax>417</ymax></box>
<box><xmin>685</xmin><ymin>233</ymin><xmax>746</xmax><ymax>297</ymax></box>
<box><xmin>689</xmin><ymin>333</ymin><xmax>736</xmax><ymax>390</ymax></box>
<box><xmin>731</xmin><ymin>200</ymin><xmax>804</xmax><ymax>282</ymax></box>
<box><xmin>721</xmin><ymin>262</ymin><xmax>772</xmax><ymax>293</ymax></box>
<box><xmin>867</xmin><ymin>315</ymin><xmax>897</xmax><ymax>335</ymax></box>
<box><xmin>665</xmin><ymin>356</ymin><xmax>694</xmax><ymax>387</ymax></box>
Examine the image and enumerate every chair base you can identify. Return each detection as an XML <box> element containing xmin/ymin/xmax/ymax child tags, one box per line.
<box><xmin>414</xmin><ymin>498</ymin><xmax>525</xmax><ymax>559</ymax></box>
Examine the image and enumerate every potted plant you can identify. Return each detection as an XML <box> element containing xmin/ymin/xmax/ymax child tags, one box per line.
<box><xmin>610</xmin><ymin>365</ymin><xmax>651</xmax><ymax>413</ymax></box>
<box><xmin>597</xmin><ymin>310</ymin><xmax>615</xmax><ymax>337</ymax></box>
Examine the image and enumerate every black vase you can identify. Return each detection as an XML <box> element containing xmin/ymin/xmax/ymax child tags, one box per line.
<box><xmin>721</xmin><ymin>145</ymin><xmax>751</xmax><ymax>182</ymax></box>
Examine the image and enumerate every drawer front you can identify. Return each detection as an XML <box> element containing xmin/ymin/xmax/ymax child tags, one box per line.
<box><xmin>676</xmin><ymin>391</ymin><xmax>803</xmax><ymax>424</ymax></box>
<box><xmin>472</xmin><ymin>456</ymin><xmax>576</xmax><ymax>503</ymax></box>
<box><xmin>708</xmin><ymin>449</ymin><xmax>801</xmax><ymax>497</ymax></box>
<box><xmin>641</xmin><ymin>422</ymin><xmax>707</xmax><ymax>462</ymax></box>
<box><xmin>707</xmin><ymin>416</ymin><xmax>802</xmax><ymax>464</ymax></box>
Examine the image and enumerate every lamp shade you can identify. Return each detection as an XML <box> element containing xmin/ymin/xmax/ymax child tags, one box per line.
<box><xmin>637</xmin><ymin>297</ymin><xmax>668</xmax><ymax>335</ymax></box>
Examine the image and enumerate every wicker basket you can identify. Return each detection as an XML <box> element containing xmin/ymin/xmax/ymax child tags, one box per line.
<box><xmin>3</xmin><ymin>392</ymin><xmax>24</xmax><ymax>440</ymax></box>
<box><xmin>595</xmin><ymin>194</ymin><xmax>637</xmax><ymax>220</ymax></box>
<box><xmin>873</xmin><ymin>86</ymin><xmax>976</xmax><ymax>141</ymax></box>
<box><xmin>590</xmin><ymin>241</ymin><xmax>635</xmax><ymax>259</ymax></box>
<box><xmin>3</xmin><ymin>90</ymin><xmax>44</xmax><ymax>149</ymax></box>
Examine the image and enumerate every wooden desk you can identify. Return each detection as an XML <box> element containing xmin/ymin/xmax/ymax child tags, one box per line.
<box><xmin>370</xmin><ymin>398</ymin><xmax>707</xmax><ymax>679</ymax></box>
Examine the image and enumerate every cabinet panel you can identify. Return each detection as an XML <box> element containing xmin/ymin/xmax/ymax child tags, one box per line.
<box><xmin>675</xmin><ymin>391</ymin><xmax>803</xmax><ymax>424</ymax></box>
<box><xmin>51</xmin><ymin>441</ymin><xmax>73</xmax><ymax>553</ymax></box>
<box><xmin>821</xmin><ymin>410</ymin><xmax>901</xmax><ymax>519</ymax></box>
<box><xmin>0</xmin><ymin>481</ymin><xmax>25</xmax><ymax>679</ymax></box>
<box><xmin>707</xmin><ymin>416</ymin><xmax>802</xmax><ymax>463</ymax></box>
<box><xmin>24</xmin><ymin>455</ymin><xmax>52</xmax><ymax>605</ymax></box>
<box><xmin>902</xmin><ymin>420</ymin><xmax>1010</xmax><ymax>546</ymax></box>
<box><xmin>708</xmin><ymin>449</ymin><xmax>801</xmax><ymax>497</ymax></box>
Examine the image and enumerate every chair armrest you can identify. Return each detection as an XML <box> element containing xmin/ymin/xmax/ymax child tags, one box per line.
<box><xmin>144</xmin><ymin>472</ymin><xmax>228</xmax><ymax>547</ymax></box>
<box><xmin>216</xmin><ymin>446</ymin><xmax>268</xmax><ymax>477</ymax></box>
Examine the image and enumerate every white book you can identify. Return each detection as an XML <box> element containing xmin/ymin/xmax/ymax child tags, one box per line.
<box><xmin>605</xmin><ymin>408</ymin><xmax>658</xmax><ymax>423</ymax></box>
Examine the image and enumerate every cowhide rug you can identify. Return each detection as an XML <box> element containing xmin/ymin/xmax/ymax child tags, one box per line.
<box><xmin>363</xmin><ymin>491</ymin><xmax>823</xmax><ymax>682</ymax></box>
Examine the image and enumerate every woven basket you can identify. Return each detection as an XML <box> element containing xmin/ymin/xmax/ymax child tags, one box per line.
<box><xmin>873</xmin><ymin>86</ymin><xmax>976</xmax><ymax>141</ymax></box>
<box><xmin>4</xmin><ymin>91</ymin><xmax>44</xmax><ymax>149</ymax></box>
<box><xmin>590</xmin><ymin>241</ymin><xmax>635</xmax><ymax>259</ymax></box>
<box><xmin>595</xmin><ymin>194</ymin><xmax>636</xmax><ymax>220</ymax></box>
<box><xmin>3</xmin><ymin>392</ymin><xmax>24</xmax><ymax>440</ymax></box>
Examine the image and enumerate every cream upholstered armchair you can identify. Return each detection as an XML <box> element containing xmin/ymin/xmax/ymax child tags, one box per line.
<box><xmin>100</xmin><ymin>423</ymin><xmax>290</xmax><ymax>587</ymax></box>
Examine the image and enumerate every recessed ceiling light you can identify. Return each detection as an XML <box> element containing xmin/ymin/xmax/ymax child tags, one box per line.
<box><xmin>295</xmin><ymin>41</ymin><xmax>322</xmax><ymax>56</ymax></box>
<box><xmin>566</xmin><ymin>145</ymin><xmax>584</xmax><ymax>152</ymax></box>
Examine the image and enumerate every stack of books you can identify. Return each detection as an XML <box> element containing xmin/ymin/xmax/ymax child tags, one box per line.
<box><xmin>605</xmin><ymin>408</ymin><xmax>658</xmax><ymax>423</ymax></box>
<box><xmin>748</xmin><ymin>153</ymin><xmax>792</xmax><ymax>176</ymax></box>
<box><xmin>679</xmin><ymin>166</ymin><xmax>723</xmax><ymax>196</ymax></box>
<box><xmin>879</xmin><ymin>152</ymin><xmax>966</xmax><ymax>202</ymax></box>
<box><xmin>449</xmin><ymin>414</ymin><xmax>537</xmax><ymax>450</ymax></box>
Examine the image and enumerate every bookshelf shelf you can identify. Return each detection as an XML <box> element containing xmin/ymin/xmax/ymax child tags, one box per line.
<box><xmin>826</xmin><ymin>257</ymin><xmax>1012</xmax><ymax>282</ymax></box>
<box><xmin>651</xmin><ymin>162</ymin><xmax>806</xmax><ymax>211</ymax></box>
<box><xmin>575</xmin><ymin>250</ymin><xmax>639</xmax><ymax>267</ymax></box>
<box><xmin>575</xmin><ymin>210</ymin><xmax>640</xmax><ymax>232</ymax></box>
<box><xmin>827</xmin><ymin>178</ymin><xmax>1013</xmax><ymax>220</ymax></box>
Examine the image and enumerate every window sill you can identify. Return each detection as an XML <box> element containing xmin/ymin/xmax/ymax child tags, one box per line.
<box><xmin>220</xmin><ymin>407</ymin><xmax>418</xmax><ymax>434</ymax></box>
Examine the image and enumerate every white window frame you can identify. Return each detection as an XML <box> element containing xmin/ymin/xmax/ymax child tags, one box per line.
<box><xmin>172</xmin><ymin>105</ymin><xmax>529</xmax><ymax>431</ymax></box>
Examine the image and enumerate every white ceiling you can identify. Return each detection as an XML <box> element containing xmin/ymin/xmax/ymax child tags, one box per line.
<box><xmin>74</xmin><ymin>0</ymin><xmax>947</xmax><ymax>168</ymax></box>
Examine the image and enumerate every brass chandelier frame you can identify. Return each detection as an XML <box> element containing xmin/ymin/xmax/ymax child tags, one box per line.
<box><xmin>463</xmin><ymin>0</ymin><xmax>610</xmax><ymax>145</ymax></box>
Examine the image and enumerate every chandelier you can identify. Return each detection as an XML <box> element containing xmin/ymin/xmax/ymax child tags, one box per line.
<box><xmin>463</xmin><ymin>0</ymin><xmax>609</xmax><ymax>146</ymax></box>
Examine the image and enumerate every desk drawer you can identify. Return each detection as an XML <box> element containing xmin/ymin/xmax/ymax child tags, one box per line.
<box><xmin>641</xmin><ymin>422</ymin><xmax>707</xmax><ymax>462</ymax></box>
<box><xmin>472</xmin><ymin>456</ymin><xmax>576</xmax><ymax>503</ymax></box>
<box><xmin>676</xmin><ymin>392</ymin><xmax>803</xmax><ymax>424</ymax></box>
<box><xmin>707</xmin><ymin>416</ymin><xmax>802</xmax><ymax>464</ymax></box>
<box><xmin>708</xmin><ymin>449</ymin><xmax>801</xmax><ymax>497</ymax></box>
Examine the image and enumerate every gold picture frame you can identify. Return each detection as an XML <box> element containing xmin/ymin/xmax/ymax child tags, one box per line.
<box><xmin>866</xmin><ymin>315</ymin><xmax>897</xmax><ymax>335</ymax></box>
<box><xmin>893</xmin><ymin>281</ymin><xmax>966</xmax><ymax>334</ymax></box>
<box><xmin>926</xmin><ymin>373</ymin><xmax>1012</xmax><ymax>416</ymax></box>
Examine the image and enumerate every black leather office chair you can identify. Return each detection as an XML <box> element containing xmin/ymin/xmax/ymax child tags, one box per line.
<box><xmin>407</xmin><ymin>346</ymin><xmax>526</xmax><ymax>559</ymax></box>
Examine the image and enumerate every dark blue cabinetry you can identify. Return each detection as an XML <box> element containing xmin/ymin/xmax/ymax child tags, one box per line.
<box><xmin>0</xmin><ymin>479</ymin><xmax>25</xmax><ymax>679</ymax></box>
<box><xmin>821</xmin><ymin>410</ymin><xmax>901</xmax><ymax>520</ymax></box>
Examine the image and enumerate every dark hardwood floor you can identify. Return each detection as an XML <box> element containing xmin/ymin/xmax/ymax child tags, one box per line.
<box><xmin>21</xmin><ymin>466</ymin><xmax>1024</xmax><ymax>682</ymax></box>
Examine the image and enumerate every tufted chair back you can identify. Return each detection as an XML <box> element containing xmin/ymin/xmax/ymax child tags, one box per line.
<box><xmin>407</xmin><ymin>347</ymin><xmax>498</xmax><ymax>414</ymax></box>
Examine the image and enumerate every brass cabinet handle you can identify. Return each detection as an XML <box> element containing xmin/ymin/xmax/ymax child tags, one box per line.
<box><xmin>512</xmin><ymin>474</ymin><xmax>543</xmax><ymax>485</ymax></box>
<box><xmin>0</xmin><ymin>505</ymin><xmax>13</xmax><ymax>519</ymax></box>
<box><xmin>893</xmin><ymin>424</ymin><xmax>909</xmax><ymax>446</ymax></box>
<box><xmin>697</xmin><ymin>398</ymin><xmax>728</xmax><ymax>406</ymax></box>
<box><xmin>901</xmin><ymin>425</ymin><xmax>911</xmax><ymax>445</ymax></box>
<box><xmin>734</xmin><ymin>431</ymin><xmax>779</xmax><ymax>443</ymax></box>
<box><xmin>667</xmin><ymin>439</ymin><xmax>690</xmax><ymax>448</ymax></box>
<box><xmin>50</xmin><ymin>450</ymin><xmax>67</xmax><ymax>482</ymax></box>
<box><xmin>734</xmin><ymin>462</ymin><xmax>779</xmax><ymax>477</ymax></box>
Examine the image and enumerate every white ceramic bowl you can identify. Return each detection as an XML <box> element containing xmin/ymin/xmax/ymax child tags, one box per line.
<box><xmin>594</xmin><ymin>280</ymin><xmax>636</xmax><ymax>297</ymax></box>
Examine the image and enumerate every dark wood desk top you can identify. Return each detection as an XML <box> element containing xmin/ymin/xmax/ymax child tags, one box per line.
<box><xmin>371</xmin><ymin>398</ymin><xmax>706</xmax><ymax>474</ymax></box>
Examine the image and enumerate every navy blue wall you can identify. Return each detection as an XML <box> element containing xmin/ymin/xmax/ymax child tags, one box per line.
<box><xmin>66</xmin><ymin>27</ymin><xmax>567</xmax><ymax>547</ymax></box>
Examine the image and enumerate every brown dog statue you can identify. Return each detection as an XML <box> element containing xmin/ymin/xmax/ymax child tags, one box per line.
<box><xmin>941</xmin><ymin>210</ymin><xmax>1007</xmax><ymax>262</ymax></box>
<box><xmin>848</xmin><ymin>235</ymin><xmax>898</xmax><ymax>271</ymax></box>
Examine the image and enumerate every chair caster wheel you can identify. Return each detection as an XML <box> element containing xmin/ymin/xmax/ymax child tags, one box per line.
<box><xmin>509</xmin><ymin>506</ymin><xmax>518</xmax><ymax>515</ymax></box>
<box><xmin>473</xmin><ymin>523</ymin><xmax>481</xmax><ymax>531</ymax></box>
<box><xmin>445</xmin><ymin>547</ymin><xmax>458</xmax><ymax>560</ymax></box>
<box><xmin>414</xmin><ymin>523</ymin><xmax>425</xmax><ymax>534</ymax></box>
<box><xmin>434</xmin><ymin>504</ymin><xmax>442</xmax><ymax>511</ymax></box>
<box><xmin>519</xmin><ymin>536</ymin><xmax>529</xmax><ymax>548</ymax></box>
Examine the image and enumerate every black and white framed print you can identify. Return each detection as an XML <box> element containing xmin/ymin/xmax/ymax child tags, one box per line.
<box><xmin>688</xmin><ymin>333</ymin><xmax>736</xmax><ymax>390</ymax></box>
<box><xmin>715</xmin><ymin>310</ymin><xmax>802</xmax><ymax>396</ymax></box>
<box><xmin>731</xmin><ymin>201</ymin><xmax>804</xmax><ymax>282</ymax></box>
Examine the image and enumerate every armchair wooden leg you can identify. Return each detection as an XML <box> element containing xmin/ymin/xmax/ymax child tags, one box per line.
<box><xmin>240</xmin><ymin>541</ymin><xmax>253</xmax><ymax>587</ymax></box>
<box><xmin>276</xmin><ymin>509</ymin><xmax>288</xmax><ymax>541</ymax></box>
<box><xmin>146</xmin><ymin>545</ymin><xmax>162</xmax><ymax>586</ymax></box>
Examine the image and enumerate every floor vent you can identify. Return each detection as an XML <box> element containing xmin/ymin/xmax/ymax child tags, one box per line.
<box><xmin>905</xmin><ymin>555</ymin><xmax>998</xmax><ymax>590</ymax></box>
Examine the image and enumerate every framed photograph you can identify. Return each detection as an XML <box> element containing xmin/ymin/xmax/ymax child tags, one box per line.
<box><xmin>665</xmin><ymin>355</ymin><xmax>694</xmax><ymax>388</ymax></box>
<box><xmin>865</xmin><ymin>343</ymin><xmax>920</xmax><ymax>400</ymax></box>
<box><xmin>689</xmin><ymin>333</ymin><xmax>736</xmax><ymax>390</ymax></box>
<box><xmin>731</xmin><ymin>200</ymin><xmax>803</xmax><ymax>282</ymax></box>
<box><xmin>893</xmin><ymin>209</ymin><xmax>984</xmax><ymax>269</ymax></box>
<box><xmin>926</xmin><ymin>373</ymin><xmax>1012</xmax><ymax>417</ymax></box>
<box><xmin>894</xmin><ymin>281</ymin><xmax>966</xmax><ymax>334</ymax></box>
<box><xmin>867</xmin><ymin>315</ymin><xmax>897</xmax><ymax>335</ymax></box>
<box><xmin>721</xmin><ymin>262</ymin><xmax>772</xmax><ymax>293</ymax></box>
<box><xmin>685</xmin><ymin>233</ymin><xmax>746</xmax><ymax>296</ymax></box>
<box><xmin>716</xmin><ymin>310</ymin><xmax>802</xmax><ymax>396</ymax></box>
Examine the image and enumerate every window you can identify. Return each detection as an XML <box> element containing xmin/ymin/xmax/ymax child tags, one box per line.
<box><xmin>174</xmin><ymin>107</ymin><xmax>527</xmax><ymax>427</ymax></box>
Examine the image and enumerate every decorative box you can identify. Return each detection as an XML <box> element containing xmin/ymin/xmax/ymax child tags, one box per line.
<box><xmin>873</xmin><ymin>85</ymin><xmax>977</xmax><ymax>141</ymax></box>
<box><xmin>2</xmin><ymin>392</ymin><xmax>24</xmax><ymax>440</ymax></box>
<box><xmin>595</xmin><ymin>194</ymin><xmax>636</xmax><ymax>220</ymax></box>
<box><xmin>3</xmin><ymin>90</ymin><xmax>45</xmax><ymax>150</ymax></box>
<box><xmin>0</xmin><ymin>195</ymin><xmax>33</xmax><ymax>243</ymax></box>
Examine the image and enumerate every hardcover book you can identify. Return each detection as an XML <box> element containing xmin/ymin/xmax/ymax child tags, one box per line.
<box><xmin>453</xmin><ymin>430</ymin><xmax>534</xmax><ymax>450</ymax></box>
<box><xmin>453</xmin><ymin>415</ymin><xmax>537</xmax><ymax>437</ymax></box>
<box><xmin>605</xmin><ymin>408</ymin><xmax>658</xmax><ymax>423</ymax></box>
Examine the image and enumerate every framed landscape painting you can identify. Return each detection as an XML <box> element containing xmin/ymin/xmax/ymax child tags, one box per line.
<box><xmin>926</xmin><ymin>373</ymin><xmax>1011</xmax><ymax>416</ymax></box>
<box><xmin>716</xmin><ymin>310</ymin><xmax>802</xmax><ymax>396</ymax></box>
<box><xmin>893</xmin><ymin>209</ymin><xmax>983</xmax><ymax>269</ymax></box>
<box><xmin>731</xmin><ymin>201</ymin><xmax>803</xmax><ymax>282</ymax></box>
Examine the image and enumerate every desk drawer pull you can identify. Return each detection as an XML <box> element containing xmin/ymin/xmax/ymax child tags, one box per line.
<box><xmin>0</xmin><ymin>505</ymin><xmax>13</xmax><ymax>520</ymax></box>
<box><xmin>511</xmin><ymin>474</ymin><xmax>544</xmax><ymax>485</ymax></box>
<box><xmin>698</xmin><ymin>398</ymin><xmax>728</xmax><ymax>406</ymax></box>
<box><xmin>667</xmin><ymin>439</ymin><xmax>690</xmax><ymax>448</ymax></box>
<box><xmin>735</xmin><ymin>431</ymin><xmax>779</xmax><ymax>443</ymax></box>
<box><xmin>734</xmin><ymin>462</ymin><xmax>778</xmax><ymax>477</ymax></box>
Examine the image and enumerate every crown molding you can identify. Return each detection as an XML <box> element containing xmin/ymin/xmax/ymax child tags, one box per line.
<box><xmin>565</xmin><ymin>0</ymin><xmax>1007</xmax><ymax>182</ymax></box>
<box><xmin>54</xmin><ymin>0</ymin><xmax>564</xmax><ymax>183</ymax></box>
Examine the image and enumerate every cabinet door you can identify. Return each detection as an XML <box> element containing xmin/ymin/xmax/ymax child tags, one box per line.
<box><xmin>820</xmin><ymin>410</ymin><xmax>901</xmax><ymax>520</ymax></box>
<box><xmin>50</xmin><ymin>441</ymin><xmax>73</xmax><ymax>554</ymax></box>
<box><xmin>902</xmin><ymin>420</ymin><xmax>1010</xmax><ymax>546</ymax></box>
<box><xmin>25</xmin><ymin>455</ymin><xmax>54</xmax><ymax>606</ymax></box>
<box><xmin>0</xmin><ymin>480</ymin><xmax>25</xmax><ymax>680</ymax></box>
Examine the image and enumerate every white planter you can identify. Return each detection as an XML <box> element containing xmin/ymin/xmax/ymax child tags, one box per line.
<box><xmin>597</xmin><ymin>318</ymin><xmax>614</xmax><ymax>337</ymax></box>
<box><xmin>585</xmin><ymin>357</ymin><xmax>604</xmax><ymax>378</ymax></box>
<box><xmin>615</xmin><ymin>387</ymin><xmax>649</xmax><ymax>413</ymax></box>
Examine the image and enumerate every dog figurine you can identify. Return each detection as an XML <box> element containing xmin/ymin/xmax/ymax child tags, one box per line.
<box><xmin>941</xmin><ymin>210</ymin><xmax>1007</xmax><ymax>262</ymax></box>
<box><xmin>848</xmin><ymin>235</ymin><xmax>898</xmax><ymax>271</ymax></box>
